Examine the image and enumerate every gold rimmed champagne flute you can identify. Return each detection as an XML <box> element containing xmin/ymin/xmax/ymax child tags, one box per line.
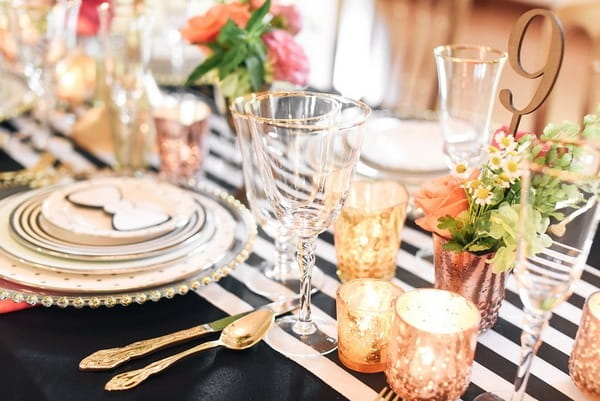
<box><xmin>230</xmin><ymin>94</ymin><xmax>326</xmax><ymax>299</ymax></box>
<box><xmin>475</xmin><ymin>135</ymin><xmax>600</xmax><ymax>401</ymax></box>
<box><xmin>245</xmin><ymin>91</ymin><xmax>371</xmax><ymax>356</ymax></box>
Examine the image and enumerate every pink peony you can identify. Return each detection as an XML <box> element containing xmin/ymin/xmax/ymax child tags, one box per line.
<box><xmin>262</xmin><ymin>29</ymin><xmax>309</xmax><ymax>87</ymax></box>
<box><xmin>272</xmin><ymin>5</ymin><xmax>302</xmax><ymax>35</ymax></box>
<box><xmin>77</xmin><ymin>0</ymin><xmax>111</xmax><ymax>36</ymax></box>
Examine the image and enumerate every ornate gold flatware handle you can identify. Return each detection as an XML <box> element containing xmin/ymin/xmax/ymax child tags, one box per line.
<box><xmin>105</xmin><ymin>339</ymin><xmax>221</xmax><ymax>391</ymax></box>
<box><xmin>79</xmin><ymin>324</ymin><xmax>213</xmax><ymax>371</ymax></box>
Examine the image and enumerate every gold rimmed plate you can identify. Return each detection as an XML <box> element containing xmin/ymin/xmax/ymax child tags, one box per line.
<box><xmin>10</xmin><ymin>188</ymin><xmax>213</xmax><ymax>262</ymax></box>
<box><xmin>0</xmin><ymin>188</ymin><xmax>236</xmax><ymax>283</ymax></box>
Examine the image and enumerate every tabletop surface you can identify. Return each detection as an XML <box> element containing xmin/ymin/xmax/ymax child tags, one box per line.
<box><xmin>0</xmin><ymin>104</ymin><xmax>599</xmax><ymax>401</ymax></box>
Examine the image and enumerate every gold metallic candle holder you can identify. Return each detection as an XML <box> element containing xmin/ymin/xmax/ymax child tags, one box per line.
<box><xmin>334</xmin><ymin>180</ymin><xmax>408</xmax><ymax>282</ymax></box>
<box><xmin>336</xmin><ymin>279</ymin><xmax>402</xmax><ymax>373</ymax></box>
<box><xmin>385</xmin><ymin>288</ymin><xmax>480</xmax><ymax>401</ymax></box>
<box><xmin>570</xmin><ymin>291</ymin><xmax>600</xmax><ymax>396</ymax></box>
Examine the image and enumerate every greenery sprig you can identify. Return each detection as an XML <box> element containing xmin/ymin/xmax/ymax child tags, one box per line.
<box><xmin>185</xmin><ymin>0</ymin><xmax>271</xmax><ymax>91</ymax></box>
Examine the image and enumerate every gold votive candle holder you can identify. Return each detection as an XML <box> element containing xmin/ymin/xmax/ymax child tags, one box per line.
<box><xmin>334</xmin><ymin>180</ymin><xmax>408</xmax><ymax>282</ymax></box>
<box><xmin>385</xmin><ymin>288</ymin><xmax>480</xmax><ymax>401</ymax></box>
<box><xmin>569</xmin><ymin>290</ymin><xmax>600</xmax><ymax>396</ymax></box>
<box><xmin>336</xmin><ymin>279</ymin><xmax>402</xmax><ymax>373</ymax></box>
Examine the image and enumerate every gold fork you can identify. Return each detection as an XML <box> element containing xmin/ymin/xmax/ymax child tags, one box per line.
<box><xmin>374</xmin><ymin>387</ymin><xmax>400</xmax><ymax>401</ymax></box>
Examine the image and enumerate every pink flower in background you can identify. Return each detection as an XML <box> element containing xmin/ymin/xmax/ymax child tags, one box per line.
<box><xmin>272</xmin><ymin>5</ymin><xmax>302</xmax><ymax>36</ymax></box>
<box><xmin>263</xmin><ymin>29</ymin><xmax>309</xmax><ymax>87</ymax></box>
<box><xmin>77</xmin><ymin>0</ymin><xmax>111</xmax><ymax>36</ymax></box>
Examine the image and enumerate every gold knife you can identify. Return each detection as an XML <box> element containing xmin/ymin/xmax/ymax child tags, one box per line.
<box><xmin>79</xmin><ymin>297</ymin><xmax>299</xmax><ymax>371</ymax></box>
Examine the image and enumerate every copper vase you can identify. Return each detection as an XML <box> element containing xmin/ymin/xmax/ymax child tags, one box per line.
<box><xmin>433</xmin><ymin>233</ymin><xmax>506</xmax><ymax>332</ymax></box>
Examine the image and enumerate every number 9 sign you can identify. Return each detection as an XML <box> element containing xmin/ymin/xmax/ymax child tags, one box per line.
<box><xmin>500</xmin><ymin>9</ymin><xmax>565</xmax><ymax>136</ymax></box>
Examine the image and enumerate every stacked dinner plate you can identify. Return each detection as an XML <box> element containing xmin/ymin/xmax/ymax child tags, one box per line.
<box><xmin>0</xmin><ymin>175</ymin><xmax>256</xmax><ymax>308</ymax></box>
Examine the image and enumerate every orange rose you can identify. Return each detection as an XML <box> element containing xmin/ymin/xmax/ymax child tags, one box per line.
<box><xmin>180</xmin><ymin>2</ymin><xmax>251</xmax><ymax>44</ymax></box>
<box><xmin>249</xmin><ymin>0</ymin><xmax>281</xmax><ymax>14</ymax></box>
<box><xmin>414</xmin><ymin>173</ymin><xmax>475</xmax><ymax>238</ymax></box>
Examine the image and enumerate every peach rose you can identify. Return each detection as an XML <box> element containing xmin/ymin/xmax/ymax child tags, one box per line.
<box><xmin>180</xmin><ymin>2</ymin><xmax>251</xmax><ymax>44</ymax></box>
<box><xmin>249</xmin><ymin>0</ymin><xmax>281</xmax><ymax>14</ymax></box>
<box><xmin>414</xmin><ymin>174</ymin><xmax>471</xmax><ymax>238</ymax></box>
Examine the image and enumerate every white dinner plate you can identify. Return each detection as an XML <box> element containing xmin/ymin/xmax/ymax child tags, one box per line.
<box><xmin>41</xmin><ymin>177</ymin><xmax>200</xmax><ymax>246</ymax></box>
<box><xmin>10</xmin><ymin>188</ymin><xmax>213</xmax><ymax>261</ymax></box>
<box><xmin>0</xmin><ymin>190</ymin><xmax>235</xmax><ymax>275</ymax></box>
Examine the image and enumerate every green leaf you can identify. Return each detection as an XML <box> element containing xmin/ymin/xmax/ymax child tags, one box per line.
<box><xmin>245</xmin><ymin>54</ymin><xmax>264</xmax><ymax>91</ymax></box>
<box><xmin>185</xmin><ymin>50</ymin><xmax>224</xmax><ymax>86</ymax></box>
<box><xmin>248</xmin><ymin>38</ymin><xmax>267</xmax><ymax>61</ymax></box>
<box><xmin>442</xmin><ymin>241</ymin><xmax>465</xmax><ymax>252</ymax></box>
<box><xmin>246</xmin><ymin>0</ymin><xmax>270</xmax><ymax>32</ymax></box>
<box><xmin>218</xmin><ymin>43</ymin><xmax>248</xmax><ymax>79</ymax></box>
<box><xmin>217</xmin><ymin>20</ymin><xmax>247</xmax><ymax>46</ymax></box>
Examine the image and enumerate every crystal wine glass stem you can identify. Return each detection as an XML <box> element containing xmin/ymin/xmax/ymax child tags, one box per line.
<box><xmin>271</xmin><ymin>230</ymin><xmax>296</xmax><ymax>281</ymax></box>
<box><xmin>511</xmin><ymin>309</ymin><xmax>551</xmax><ymax>401</ymax></box>
<box><xmin>293</xmin><ymin>237</ymin><xmax>317</xmax><ymax>335</ymax></box>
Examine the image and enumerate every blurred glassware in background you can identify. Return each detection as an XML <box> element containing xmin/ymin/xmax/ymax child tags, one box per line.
<box><xmin>434</xmin><ymin>44</ymin><xmax>507</xmax><ymax>169</ymax></box>
<box><xmin>345</xmin><ymin>0</ymin><xmax>473</xmax><ymax>201</ymax></box>
<box><xmin>9</xmin><ymin>0</ymin><xmax>81</xmax><ymax>148</ymax></box>
<box><xmin>153</xmin><ymin>92</ymin><xmax>211</xmax><ymax>185</ymax></box>
<box><xmin>230</xmin><ymin>94</ymin><xmax>324</xmax><ymax>299</ymax></box>
<box><xmin>145</xmin><ymin>0</ymin><xmax>203</xmax><ymax>86</ymax></box>
<box><xmin>99</xmin><ymin>2</ymin><xmax>155</xmax><ymax>173</ymax></box>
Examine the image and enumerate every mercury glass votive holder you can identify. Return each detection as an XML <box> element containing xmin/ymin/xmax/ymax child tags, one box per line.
<box><xmin>334</xmin><ymin>180</ymin><xmax>408</xmax><ymax>282</ymax></box>
<box><xmin>386</xmin><ymin>288</ymin><xmax>480</xmax><ymax>401</ymax></box>
<box><xmin>569</xmin><ymin>291</ymin><xmax>600</xmax><ymax>396</ymax></box>
<box><xmin>336</xmin><ymin>279</ymin><xmax>403</xmax><ymax>373</ymax></box>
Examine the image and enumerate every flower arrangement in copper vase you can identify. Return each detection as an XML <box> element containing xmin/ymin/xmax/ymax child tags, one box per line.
<box><xmin>181</xmin><ymin>0</ymin><xmax>309</xmax><ymax>100</ymax></box>
<box><xmin>415</xmin><ymin>107</ymin><xmax>600</xmax><ymax>273</ymax></box>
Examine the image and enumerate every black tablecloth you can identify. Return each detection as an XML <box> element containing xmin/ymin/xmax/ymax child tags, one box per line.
<box><xmin>0</xmin><ymin>291</ymin><xmax>347</xmax><ymax>401</ymax></box>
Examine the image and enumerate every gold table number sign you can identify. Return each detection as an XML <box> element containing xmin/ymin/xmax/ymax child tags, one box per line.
<box><xmin>500</xmin><ymin>9</ymin><xmax>565</xmax><ymax>135</ymax></box>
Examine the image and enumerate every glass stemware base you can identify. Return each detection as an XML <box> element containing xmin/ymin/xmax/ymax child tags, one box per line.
<box><xmin>266</xmin><ymin>315</ymin><xmax>338</xmax><ymax>357</ymax></box>
<box><xmin>245</xmin><ymin>261</ymin><xmax>325</xmax><ymax>299</ymax></box>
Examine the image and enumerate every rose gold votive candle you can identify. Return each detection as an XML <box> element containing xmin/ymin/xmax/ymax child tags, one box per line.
<box><xmin>386</xmin><ymin>289</ymin><xmax>480</xmax><ymax>401</ymax></box>
<box><xmin>336</xmin><ymin>279</ymin><xmax>403</xmax><ymax>373</ymax></box>
<box><xmin>570</xmin><ymin>291</ymin><xmax>600</xmax><ymax>396</ymax></box>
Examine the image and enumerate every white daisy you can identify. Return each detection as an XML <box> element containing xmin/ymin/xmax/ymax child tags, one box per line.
<box><xmin>488</xmin><ymin>154</ymin><xmax>503</xmax><ymax>170</ymax></box>
<box><xmin>474</xmin><ymin>186</ymin><xmax>494</xmax><ymax>206</ymax></box>
<box><xmin>502</xmin><ymin>158</ymin><xmax>520</xmax><ymax>180</ymax></box>
<box><xmin>452</xmin><ymin>162</ymin><xmax>472</xmax><ymax>179</ymax></box>
<box><xmin>494</xmin><ymin>132</ymin><xmax>516</xmax><ymax>151</ymax></box>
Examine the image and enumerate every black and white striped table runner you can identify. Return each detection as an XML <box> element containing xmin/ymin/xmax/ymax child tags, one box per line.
<box><xmin>1</xmin><ymin>113</ymin><xmax>598</xmax><ymax>401</ymax></box>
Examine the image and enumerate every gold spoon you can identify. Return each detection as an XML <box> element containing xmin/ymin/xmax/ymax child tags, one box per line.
<box><xmin>105</xmin><ymin>309</ymin><xmax>275</xmax><ymax>391</ymax></box>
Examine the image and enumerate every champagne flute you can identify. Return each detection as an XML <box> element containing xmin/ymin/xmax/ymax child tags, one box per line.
<box><xmin>475</xmin><ymin>135</ymin><xmax>600</xmax><ymax>401</ymax></box>
<box><xmin>245</xmin><ymin>91</ymin><xmax>370</xmax><ymax>356</ymax></box>
<box><xmin>230</xmin><ymin>94</ymin><xmax>325</xmax><ymax>298</ymax></box>
<box><xmin>10</xmin><ymin>0</ymin><xmax>81</xmax><ymax>148</ymax></box>
<box><xmin>417</xmin><ymin>45</ymin><xmax>508</xmax><ymax>269</ymax></box>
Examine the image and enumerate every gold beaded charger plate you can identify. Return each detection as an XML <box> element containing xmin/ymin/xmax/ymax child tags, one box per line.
<box><xmin>10</xmin><ymin>187</ymin><xmax>213</xmax><ymax>262</ymax></box>
<box><xmin>0</xmin><ymin>181</ymin><xmax>256</xmax><ymax>308</ymax></box>
<box><xmin>40</xmin><ymin>176</ymin><xmax>201</xmax><ymax>246</ymax></box>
